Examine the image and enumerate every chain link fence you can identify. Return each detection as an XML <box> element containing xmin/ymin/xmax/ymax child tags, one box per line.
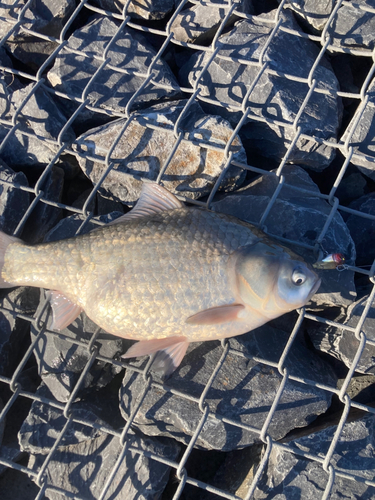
<box><xmin>0</xmin><ymin>0</ymin><xmax>375</xmax><ymax>499</ymax></box>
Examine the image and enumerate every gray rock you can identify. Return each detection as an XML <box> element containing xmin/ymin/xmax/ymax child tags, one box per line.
<box><xmin>254</xmin><ymin>414</ymin><xmax>375</xmax><ymax>499</ymax></box>
<box><xmin>0</xmin><ymin>83</ymin><xmax>75</xmax><ymax>169</ymax></box>
<box><xmin>30</xmin><ymin>288</ymin><xmax>129</xmax><ymax>403</ymax></box>
<box><xmin>0</xmin><ymin>0</ymin><xmax>75</xmax><ymax>39</ymax></box>
<box><xmin>279</xmin><ymin>0</ymin><xmax>334</xmax><ymax>32</ymax></box>
<box><xmin>346</xmin><ymin>194</ymin><xmax>375</xmax><ymax>268</ymax></box>
<box><xmin>211</xmin><ymin>165</ymin><xmax>357</xmax><ymax>310</ymax></box>
<box><xmin>19</xmin><ymin>383</ymin><xmax>108</xmax><ymax>454</ymax></box>
<box><xmin>21</xmin><ymin>166</ymin><xmax>64</xmax><ymax>244</ymax></box>
<box><xmin>0</xmin><ymin>161</ymin><xmax>29</xmax><ymax>236</ymax></box>
<box><xmin>181</xmin><ymin>9</ymin><xmax>342</xmax><ymax>170</ymax></box>
<box><xmin>73</xmin><ymin>99</ymin><xmax>247</xmax><ymax>204</ymax></box>
<box><xmin>47</xmin><ymin>16</ymin><xmax>181</xmax><ymax>128</ymax></box>
<box><xmin>309</xmin><ymin>295</ymin><xmax>375</xmax><ymax>374</ymax></box>
<box><xmin>0</xmin><ymin>0</ymin><xmax>74</xmax><ymax>67</ymax></box>
<box><xmin>327</xmin><ymin>0</ymin><xmax>375</xmax><ymax>51</ymax></box>
<box><xmin>22</xmin><ymin>384</ymin><xmax>180</xmax><ymax>500</ymax></box>
<box><xmin>171</xmin><ymin>0</ymin><xmax>254</xmax><ymax>44</ymax></box>
<box><xmin>0</xmin><ymin>287</ymin><xmax>40</xmax><ymax>377</ymax></box>
<box><xmin>120</xmin><ymin>320</ymin><xmax>336</xmax><ymax>451</ymax></box>
<box><xmin>341</xmin><ymin>79</ymin><xmax>375</xmax><ymax>181</ymax></box>
<box><xmin>94</xmin><ymin>0</ymin><xmax>175</xmax><ymax>20</ymax></box>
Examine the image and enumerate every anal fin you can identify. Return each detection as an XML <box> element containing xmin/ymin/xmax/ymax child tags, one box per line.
<box><xmin>122</xmin><ymin>336</ymin><xmax>189</xmax><ymax>376</ymax></box>
<box><xmin>47</xmin><ymin>291</ymin><xmax>83</xmax><ymax>330</ymax></box>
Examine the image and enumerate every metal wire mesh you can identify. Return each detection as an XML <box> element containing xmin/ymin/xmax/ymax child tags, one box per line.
<box><xmin>0</xmin><ymin>0</ymin><xmax>375</xmax><ymax>499</ymax></box>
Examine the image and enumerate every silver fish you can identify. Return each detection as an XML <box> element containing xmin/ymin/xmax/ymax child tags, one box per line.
<box><xmin>0</xmin><ymin>183</ymin><xmax>321</xmax><ymax>374</ymax></box>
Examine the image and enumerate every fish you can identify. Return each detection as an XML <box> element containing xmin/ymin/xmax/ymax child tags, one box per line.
<box><xmin>0</xmin><ymin>183</ymin><xmax>321</xmax><ymax>375</ymax></box>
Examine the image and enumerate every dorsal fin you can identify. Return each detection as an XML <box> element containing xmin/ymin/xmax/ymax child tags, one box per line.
<box><xmin>107</xmin><ymin>183</ymin><xmax>183</xmax><ymax>225</ymax></box>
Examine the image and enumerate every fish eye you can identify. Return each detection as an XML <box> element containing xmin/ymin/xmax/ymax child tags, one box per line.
<box><xmin>292</xmin><ymin>268</ymin><xmax>306</xmax><ymax>286</ymax></box>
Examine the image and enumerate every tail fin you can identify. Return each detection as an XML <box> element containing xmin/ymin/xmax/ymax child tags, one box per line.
<box><xmin>0</xmin><ymin>231</ymin><xmax>21</xmax><ymax>288</ymax></box>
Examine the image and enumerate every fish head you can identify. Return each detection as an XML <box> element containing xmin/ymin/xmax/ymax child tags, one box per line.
<box><xmin>233</xmin><ymin>241</ymin><xmax>321</xmax><ymax>318</ymax></box>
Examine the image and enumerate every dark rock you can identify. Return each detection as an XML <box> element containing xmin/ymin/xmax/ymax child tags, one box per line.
<box><xmin>335</xmin><ymin>172</ymin><xmax>367</xmax><ymax>206</ymax></box>
<box><xmin>171</xmin><ymin>0</ymin><xmax>254</xmax><ymax>44</ymax></box>
<box><xmin>0</xmin><ymin>161</ymin><xmax>29</xmax><ymax>236</ymax></box>
<box><xmin>0</xmin><ymin>397</ymin><xmax>4</xmax><ymax>446</ymax></box>
<box><xmin>21</xmin><ymin>383</ymin><xmax>180</xmax><ymax>500</ymax></box>
<box><xmin>212</xmin><ymin>165</ymin><xmax>357</xmax><ymax>310</ymax></box>
<box><xmin>30</xmin><ymin>288</ymin><xmax>129</xmax><ymax>403</ymax></box>
<box><xmin>254</xmin><ymin>414</ymin><xmax>375</xmax><ymax>499</ymax></box>
<box><xmin>47</xmin><ymin>16</ymin><xmax>181</xmax><ymax>129</ymax></box>
<box><xmin>340</xmin><ymin>78</ymin><xmax>375</xmax><ymax>181</ymax></box>
<box><xmin>94</xmin><ymin>0</ymin><xmax>175</xmax><ymax>20</ymax></box>
<box><xmin>0</xmin><ymin>287</ymin><xmax>40</xmax><ymax>377</ymax></box>
<box><xmin>181</xmin><ymin>9</ymin><xmax>342</xmax><ymax>170</ymax></box>
<box><xmin>0</xmin><ymin>445</ymin><xmax>24</xmax><ymax>477</ymax></box>
<box><xmin>73</xmin><ymin>99</ymin><xmax>247</xmax><ymax>204</ymax></box>
<box><xmin>346</xmin><ymin>194</ymin><xmax>375</xmax><ymax>268</ymax></box>
<box><xmin>0</xmin><ymin>83</ymin><xmax>75</xmax><ymax>169</ymax></box>
<box><xmin>0</xmin><ymin>0</ymin><xmax>74</xmax><ymax>67</ymax></box>
<box><xmin>120</xmin><ymin>320</ymin><xmax>336</xmax><ymax>451</ymax></box>
<box><xmin>21</xmin><ymin>166</ymin><xmax>64</xmax><ymax>244</ymax></box>
<box><xmin>308</xmin><ymin>295</ymin><xmax>375</xmax><ymax>374</ymax></box>
<box><xmin>96</xmin><ymin>193</ymin><xmax>125</xmax><ymax>216</ymax></box>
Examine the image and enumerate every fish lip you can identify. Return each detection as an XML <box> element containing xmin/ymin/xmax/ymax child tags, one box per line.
<box><xmin>308</xmin><ymin>278</ymin><xmax>322</xmax><ymax>301</ymax></box>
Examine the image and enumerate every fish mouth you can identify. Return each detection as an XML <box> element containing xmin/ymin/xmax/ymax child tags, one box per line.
<box><xmin>308</xmin><ymin>278</ymin><xmax>322</xmax><ymax>301</ymax></box>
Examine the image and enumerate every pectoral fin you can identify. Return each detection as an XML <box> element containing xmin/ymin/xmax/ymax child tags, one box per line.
<box><xmin>47</xmin><ymin>291</ymin><xmax>83</xmax><ymax>330</ymax></box>
<box><xmin>122</xmin><ymin>336</ymin><xmax>189</xmax><ymax>376</ymax></box>
<box><xmin>186</xmin><ymin>304</ymin><xmax>245</xmax><ymax>325</ymax></box>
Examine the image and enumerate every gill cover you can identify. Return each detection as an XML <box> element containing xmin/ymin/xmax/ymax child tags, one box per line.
<box><xmin>234</xmin><ymin>242</ymin><xmax>320</xmax><ymax>315</ymax></box>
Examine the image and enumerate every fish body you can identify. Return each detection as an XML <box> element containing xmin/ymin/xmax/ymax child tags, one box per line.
<box><xmin>0</xmin><ymin>183</ymin><xmax>321</xmax><ymax>374</ymax></box>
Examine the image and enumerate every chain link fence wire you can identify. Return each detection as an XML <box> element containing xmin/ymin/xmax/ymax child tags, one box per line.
<box><xmin>0</xmin><ymin>0</ymin><xmax>375</xmax><ymax>499</ymax></box>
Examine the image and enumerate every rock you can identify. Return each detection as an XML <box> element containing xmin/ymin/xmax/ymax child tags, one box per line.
<box><xmin>0</xmin><ymin>0</ymin><xmax>75</xmax><ymax>67</ymax></box>
<box><xmin>0</xmin><ymin>287</ymin><xmax>40</xmax><ymax>377</ymax></box>
<box><xmin>327</xmin><ymin>0</ymin><xmax>375</xmax><ymax>51</ymax></box>
<box><xmin>170</xmin><ymin>0</ymin><xmax>254</xmax><ymax>44</ymax></box>
<box><xmin>181</xmin><ymin>9</ymin><xmax>342</xmax><ymax>170</ymax></box>
<box><xmin>0</xmin><ymin>0</ymin><xmax>75</xmax><ymax>39</ymax></box>
<box><xmin>21</xmin><ymin>166</ymin><xmax>64</xmax><ymax>244</ymax></box>
<box><xmin>0</xmin><ymin>397</ymin><xmax>4</xmax><ymax>446</ymax></box>
<box><xmin>335</xmin><ymin>172</ymin><xmax>367</xmax><ymax>206</ymax></box>
<box><xmin>346</xmin><ymin>194</ymin><xmax>375</xmax><ymax>268</ymax></box>
<box><xmin>280</xmin><ymin>0</ymin><xmax>334</xmax><ymax>32</ymax></box>
<box><xmin>254</xmin><ymin>414</ymin><xmax>375</xmax><ymax>499</ymax></box>
<box><xmin>21</xmin><ymin>383</ymin><xmax>180</xmax><ymax>500</ymax></box>
<box><xmin>0</xmin><ymin>83</ymin><xmax>75</xmax><ymax>169</ymax></box>
<box><xmin>211</xmin><ymin>165</ymin><xmax>357</xmax><ymax>310</ymax></box>
<box><xmin>19</xmin><ymin>383</ymin><xmax>109</xmax><ymax>454</ymax></box>
<box><xmin>0</xmin><ymin>161</ymin><xmax>29</xmax><ymax>235</ymax></box>
<box><xmin>120</xmin><ymin>319</ymin><xmax>336</xmax><ymax>451</ymax></box>
<box><xmin>94</xmin><ymin>0</ymin><xmax>175</xmax><ymax>20</ymax></box>
<box><xmin>340</xmin><ymin>77</ymin><xmax>375</xmax><ymax>181</ymax></box>
<box><xmin>0</xmin><ymin>445</ymin><xmax>24</xmax><ymax>477</ymax></box>
<box><xmin>47</xmin><ymin>16</ymin><xmax>181</xmax><ymax>130</ymax></box>
<box><xmin>308</xmin><ymin>295</ymin><xmax>375</xmax><ymax>374</ymax></box>
<box><xmin>73</xmin><ymin>99</ymin><xmax>247</xmax><ymax>204</ymax></box>
<box><xmin>30</xmin><ymin>287</ymin><xmax>129</xmax><ymax>403</ymax></box>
